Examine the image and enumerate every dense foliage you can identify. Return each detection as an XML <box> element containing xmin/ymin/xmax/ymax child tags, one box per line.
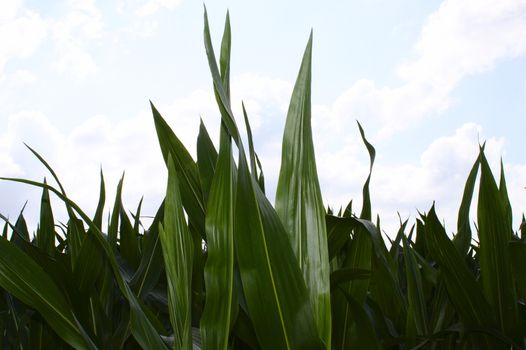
<box><xmin>1</xmin><ymin>10</ymin><xmax>525</xmax><ymax>350</ymax></box>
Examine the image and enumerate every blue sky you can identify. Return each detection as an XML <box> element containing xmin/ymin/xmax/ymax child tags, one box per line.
<box><xmin>1</xmin><ymin>0</ymin><xmax>525</xmax><ymax>235</ymax></box>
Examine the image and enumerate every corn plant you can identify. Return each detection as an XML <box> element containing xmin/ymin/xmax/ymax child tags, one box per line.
<box><xmin>0</xmin><ymin>9</ymin><xmax>525</xmax><ymax>350</ymax></box>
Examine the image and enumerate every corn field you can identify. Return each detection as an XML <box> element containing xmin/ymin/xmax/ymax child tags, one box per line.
<box><xmin>0</xmin><ymin>10</ymin><xmax>525</xmax><ymax>350</ymax></box>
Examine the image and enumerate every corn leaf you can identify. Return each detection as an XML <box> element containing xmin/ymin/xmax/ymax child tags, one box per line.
<box><xmin>200</xmin><ymin>127</ymin><xmax>237</xmax><ymax>350</ymax></box>
<box><xmin>200</xmin><ymin>13</ymin><xmax>237</xmax><ymax>349</ymax></box>
<box><xmin>159</xmin><ymin>155</ymin><xmax>194</xmax><ymax>350</ymax></box>
<box><xmin>1</xmin><ymin>176</ymin><xmax>168</xmax><ymax>349</ymax></box>
<box><xmin>37</xmin><ymin>179</ymin><xmax>55</xmax><ymax>256</ymax></box>
<box><xmin>203</xmin><ymin>8</ymin><xmax>323</xmax><ymax>348</ymax></box>
<box><xmin>509</xmin><ymin>241</ymin><xmax>526</xmax><ymax>300</ymax></box>
<box><xmin>453</xmin><ymin>152</ymin><xmax>480</xmax><ymax>256</ymax></box>
<box><xmin>332</xmin><ymin>123</ymin><xmax>375</xmax><ymax>349</ymax></box>
<box><xmin>196</xmin><ymin>120</ymin><xmax>218</xmax><ymax>209</ymax></box>
<box><xmin>131</xmin><ymin>201</ymin><xmax>164</xmax><ymax>299</ymax></box>
<box><xmin>0</xmin><ymin>236</ymin><xmax>97</xmax><ymax>350</ymax></box>
<box><xmin>402</xmin><ymin>232</ymin><xmax>428</xmax><ymax>338</ymax></box>
<box><xmin>425</xmin><ymin>206</ymin><xmax>495</xmax><ymax>329</ymax></box>
<box><xmin>151</xmin><ymin>102</ymin><xmax>206</xmax><ymax>237</ymax></box>
<box><xmin>336</xmin><ymin>288</ymin><xmax>381</xmax><ymax>350</ymax></box>
<box><xmin>275</xmin><ymin>31</ymin><xmax>331</xmax><ymax>348</ymax></box>
<box><xmin>477</xmin><ymin>152</ymin><xmax>518</xmax><ymax>337</ymax></box>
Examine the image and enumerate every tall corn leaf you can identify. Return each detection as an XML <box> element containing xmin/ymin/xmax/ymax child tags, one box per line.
<box><xmin>425</xmin><ymin>205</ymin><xmax>497</xmax><ymax>348</ymax></box>
<box><xmin>200</xmin><ymin>128</ymin><xmax>237</xmax><ymax>350</ymax></box>
<box><xmin>275</xmin><ymin>31</ymin><xmax>331</xmax><ymax>348</ymax></box>
<box><xmin>453</xmin><ymin>153</ymin><xmax>480</xmax><ymax>256</ymax></box>
<box><xmin>201</xmin><ymin>13</ymin><xmax>237</xmax><ymax>350</ymax></box>
<box><xmin>151</xmin><ymin>102</ymin><xmax>206</xmax><ymax>237</ymax></box>
<box><xmin>159</xmin><ymin>155</ymin><xmax>193</xmax><ymax>350</ymax></box>
<box><xmin>477</xmin><ymin>152</ymin><xmax>518</xmax><ymax>337</ymax></box>
<box><xmin>203</xmin><ymin>9</ymin><xmax>323</xmax><ymax>348</ymax></box>
<box><xmin>0</xmin><ymin>236</ymin><xmax>96</xmax><ymax>350</ymax></box>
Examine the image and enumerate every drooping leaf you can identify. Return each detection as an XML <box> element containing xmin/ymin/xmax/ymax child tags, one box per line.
<box><xmin>332</xmin><ymin>122</ymin><xmax>375</xmax><ymax>350</ymax></box>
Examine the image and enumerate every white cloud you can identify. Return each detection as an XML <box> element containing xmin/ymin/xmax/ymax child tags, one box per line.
<box><xmin>52</xmin><ymin>0</ymin><xmax>103</xmax><ymax>78</ymax></box>
<box><xmin>134</xmin><ymin>0</ymin><xmax>183</xmax><ymax>17</ymax></box>
<box><xmin>116</xmin><ymin>0</ymin><xmax>183</xmax><ymax>18</ymax></box>
<box><xmin>0</xmin><ymin>1</ymin><xmax>49</xmax><ymax>76</ymax></box>
<box><xmin>329</xmin><ymin>0</ymin><xmax>526</xmax><ymax>139</ymax></box>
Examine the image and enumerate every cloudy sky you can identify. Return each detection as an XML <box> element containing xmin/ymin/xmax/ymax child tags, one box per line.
<box><xmin>1</xmin><ymin>0</ymin><xmax>525</xmax><ymax>236</ymax></box>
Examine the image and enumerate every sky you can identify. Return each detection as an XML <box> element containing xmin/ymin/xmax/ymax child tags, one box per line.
<box><xmin>1</xmin><ymin>0</ymin><xmax>525</xmax><ymax>237</ymax></box>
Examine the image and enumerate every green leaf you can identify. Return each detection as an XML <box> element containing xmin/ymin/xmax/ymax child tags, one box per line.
<box><xmin>12</xmin><ymin>210</ymin><xmax>30</xmax><ymax>246</ymax></box>
<box><xmin>242</xmin><ymin>103</ymin><xmax>258</xmax><ymax>183</ymax></box>
<box><xmin>329</xmin><ymin>268</ymin><xmax>371</xmax><ymax>289</ymax></box>
<box><xmin>1</xmin><ymin>176</ymin><xmax>168</xmax><ymax>349</ymax></box>
<box><xmin>201</xmin><ymin>13</ymin><xmax>237</xmax><ymax>349</ymax></box>
<box><xmin>453</xmin><ymin>152</ymin><xmax>480</xmax><ymax>256</ymax></box>
<box><xmin>151</xmin><ymin>102</ymin><xmax>206</xmax><ymax>237</ymax></box>
<box><xmin>275</xmin><ymin>31</ymin><xmax>331</xmax><ymax>348</ymax></box>
<box><xmin>37</xmin><ymin>179</ymin><xmax>55</xmax><ymax>256</ymax></box>
<box><xmin>235</xmin><ymin>163</ymin><xmax>324</xmax><ymax>349</ymax></box>
<box><xmin>477</xmin><ymin>152</ymin><xmax>518</xmax><ymax>337</ymax></box>
<box><xmin>0</xmin><ymin>236</ymin><xmax>97</xmax><ymax>350</ymax></box>
<box><xmin>203</xmin><ymin>8</ymin><xmax>323</xmax><ymax>349</ymax></box>
<box><xmin>332</xmin><ymin>123</ymin><xmax>375</xmax><ymax>350</ymax></box>
<box><xmin>326</xmin><ymin>215</ymin><xmax>355</xmax><ymax>260</ymax></box>
<box><xmin>196</xmin><ymin>120</ymin><xmax>218</xmax><ymax>209</ymax></box>
<box><xmin>336</xmin><ymin>288</ymin><xmax>381</xmax><ymax>350</ymax></box>
<box><xmin>131</xmin><ymin>201</ymin><xmax>165</xmax><ymax>299</ymax></box>
<box><xmin>159</xmin><ymin>155</ymin><xmax>194</xmax><ymax>350</ymax></box>
<box><xmin>200</xmin><ymin>127</ymin><xmax>237</xmax><ymax>350</ymax></box>
<box><xmin>92</xmin><ymin>170</ymin><xmax>105</xmax><ymax>230</ymax></box>
<box><xmin>402</xmin><ymin>232</ymin><xmax>428</xmax><ymax>338</ymax></box>
<box><xmin>108</xmin><ymin>175</ymin><xmax>124</xmax><ymax>250</ymax></box>
<box><xmin>425</xmin><ymin>206</ymin><xmax>495</xmax><ymax>329</ymax></box>
<box><xmin>119</xmin><ymin>199</ymin><xmax>140</xmax><ymax>269</ymax></box>
<box><xmin>509</xmin><ymin>241</ymin><xmax>526</xmax><ymax>300</ymax></box>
